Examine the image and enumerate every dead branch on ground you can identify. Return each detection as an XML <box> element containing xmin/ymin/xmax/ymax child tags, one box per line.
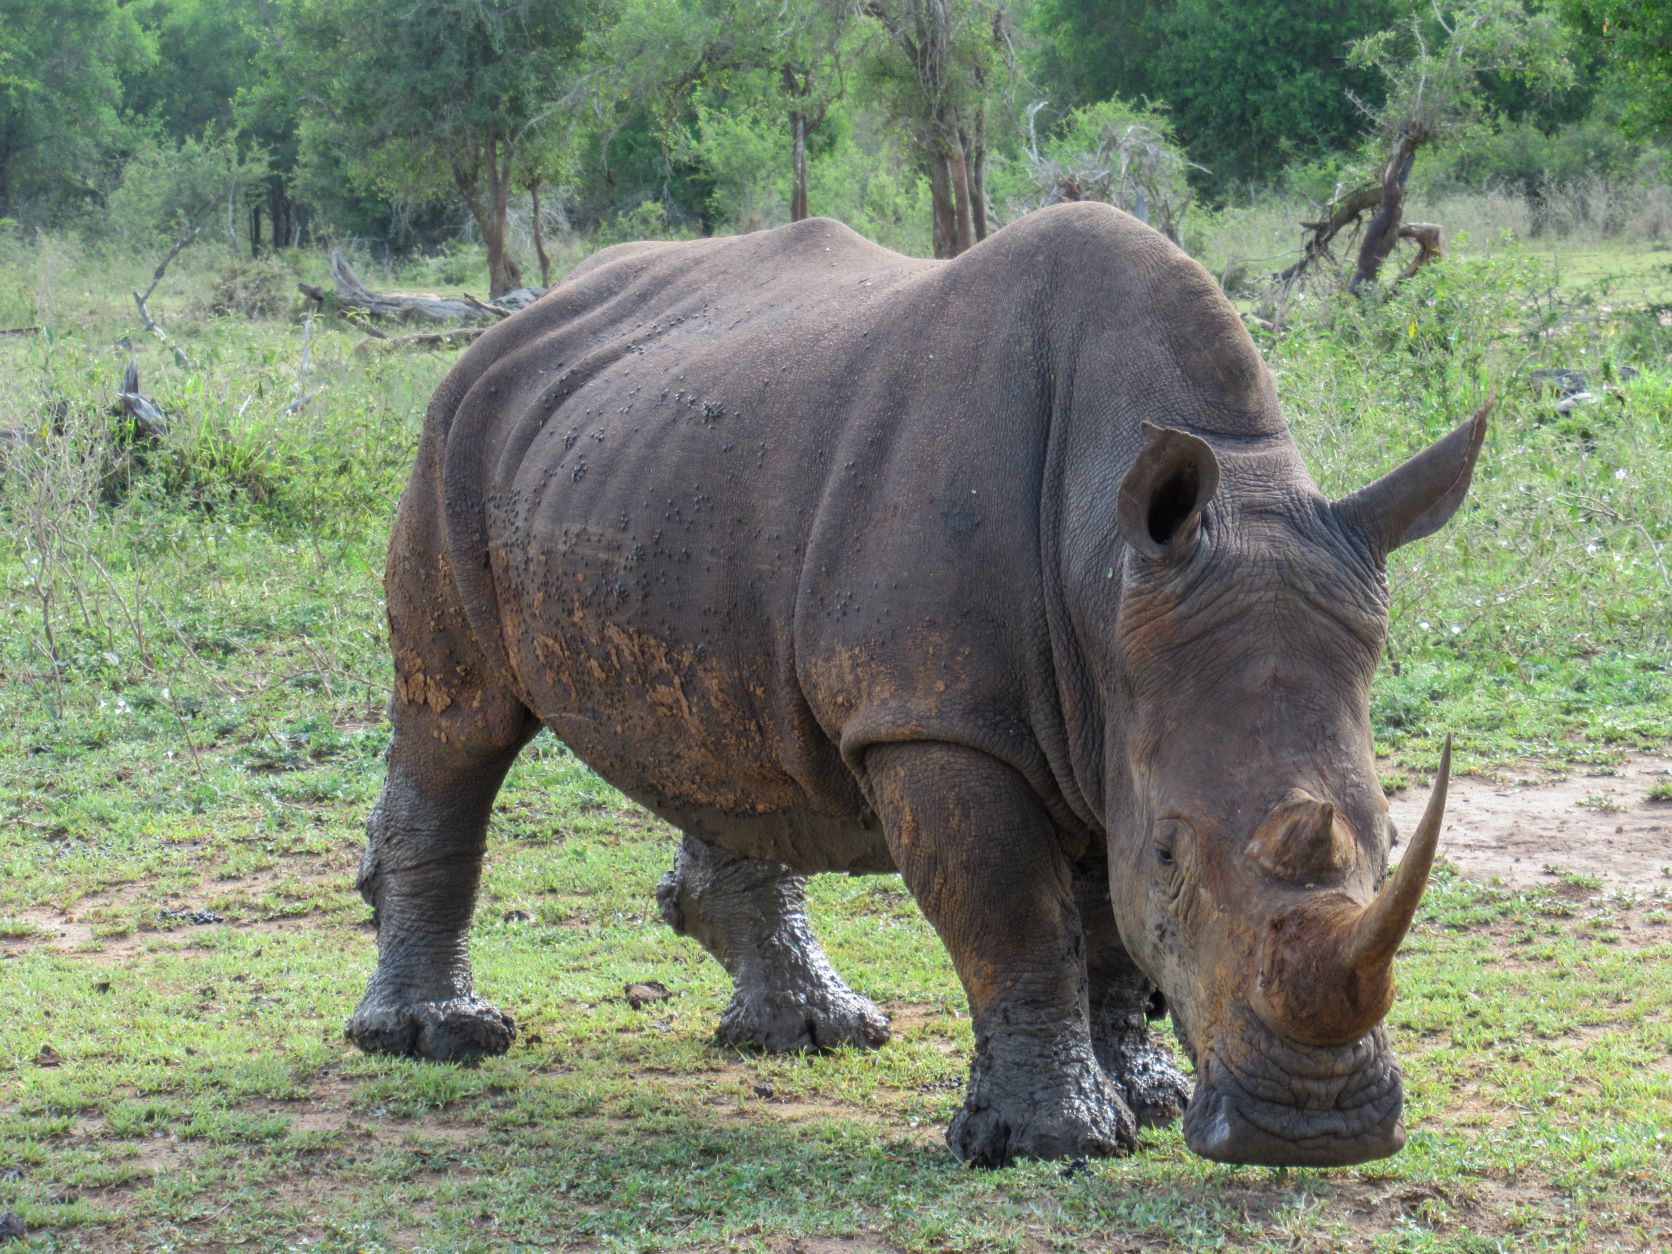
<box><xmin>114</xmin><ymin>361</ymin><xmax>168</xmax><ymax>442</ymax></box>
<box><xmin>299</xmin><ymin>248</ymin><xmax>542</xmax><ymax>324</ymax></box>
<box><xmin>134</xmin><ymin>224</ymin><xmax>203</xmax><ymax>369</ymax></box>
<box><xmin>353</xmin><ymin>327</ymin><xmax>489</xmax><ymax>355</ymax></box>
<box><xmin>279</xmin><ymin>313</ymin><xmax>324</xmax><ymax>416</ymax></box>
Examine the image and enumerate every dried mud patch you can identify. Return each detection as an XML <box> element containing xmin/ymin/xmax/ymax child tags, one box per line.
<box><xmin>1</xmin><ymin>857</ymin><xmax>356</xmax><ymax>962</ymax></box>
<box><xmin>1389</xmin><ymin>752</ymin><xmax>1672</xmax><ymax>892</ymax></box>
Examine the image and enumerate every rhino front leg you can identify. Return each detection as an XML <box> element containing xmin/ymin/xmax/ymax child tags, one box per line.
<box><xmin>866</xmin><ymin>742</ymin><xmax>1137</xmax><ymax>1167</ymax></box>
<box><xmin>1073</xmin><ymin>858</ymin><xmax>1192</xmax><ymax>1129</ymax></box>
<box><xmin>657</xmin><ymin>834</ymin><xmax>890</xmax><ymax>1052</ymax></box>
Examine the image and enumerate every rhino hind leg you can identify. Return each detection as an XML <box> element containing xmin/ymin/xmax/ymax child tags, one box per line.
<box><xmin>346</xmin><ymin>713</ymin><xmax>534</xmax><ymax>1063</ymax></box>
<box><xmin>656</xmin><ymin>833</ymin><xmax>891</xmax><ymax>1052</ymax></box>
<box><xmin>1073</xmin><ymin>859</ymin><xmax>1192</xmax><ymax>1129</ymax></box>
<box><xmin>866</xmin><ymin>743</ymin><xmax>1139</xmax><ymax>1167</ymax></box>
<box><xmin>346</xmin><ymin>527</ymin><xmax>539</xmax><ymax>1066</ymax></box>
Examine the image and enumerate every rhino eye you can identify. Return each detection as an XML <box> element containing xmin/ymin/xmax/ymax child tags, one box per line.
<box><xmin>1152</xmin><ymin>818</ymin><xmax>1190</xmax><ymax>870</ymax></box>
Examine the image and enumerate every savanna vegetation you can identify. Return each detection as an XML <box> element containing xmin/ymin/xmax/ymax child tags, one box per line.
<box><xmin>0</xmin><ymin>0</ymin><xmax>1669</xmax><ymax>1249</ymax></box>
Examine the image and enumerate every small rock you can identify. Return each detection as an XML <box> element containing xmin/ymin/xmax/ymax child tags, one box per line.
<box><xmin>502</xmin><ymin>909</ymin><xmax>537</xmax><ymax>924</ymax></box>
<box><xmin>92</xmin><ymin>981</ymin><xmax>111</xmax><ymax>994</ymax></box>
<box><xmin>624</xmin><ymin>980</ymin><xmax>671</xmax><ymax>1010</ymax></box>
<box><xmin>0</xmin><ymin>1209</ymin><xmax>22</xmax><ymax>1242</ymax></box>
<box><xmin>753</xmin><ymin>1083</ymin><xmax>775</xmax><ymax>1099</ymax></box>
<box><xmin>1060</xmin><ymin>1157</ymin><xmax>1089</xmax><ymax>1180</ymax></box>
<box><xmin>33</xmin><ymin>1044</ymin><xmax>61</xmax><ymax>1068</ymax></box>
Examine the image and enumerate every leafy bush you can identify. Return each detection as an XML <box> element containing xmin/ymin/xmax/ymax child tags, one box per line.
<box><xmin>206</xmin><ymin>253</ymin><xmax>297</xmax><ymax>319</ymax></box>
<box><xmin>1003</xmin><ymin>98</ymin><xmax>1195</xmax><ymax>243</ymax></box>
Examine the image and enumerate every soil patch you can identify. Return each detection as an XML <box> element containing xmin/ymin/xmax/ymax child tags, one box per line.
<box><xmin>1388</xmin><ymin>753</ymin><xmax>1672</xmax><ymax>892</ymax></box>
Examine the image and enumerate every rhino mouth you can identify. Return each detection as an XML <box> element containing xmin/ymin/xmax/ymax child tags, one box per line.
<box><xmin>1182</xmin><ymin>1022</ymin><xmax>1405</xmax><ymax>1167</ymax></box>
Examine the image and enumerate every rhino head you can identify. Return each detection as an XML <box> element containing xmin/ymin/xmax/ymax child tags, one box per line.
<box><xmin>1103</xmin><ymin>404</ymin><xmax>1487</xmax><ymax>1167</ymax></box>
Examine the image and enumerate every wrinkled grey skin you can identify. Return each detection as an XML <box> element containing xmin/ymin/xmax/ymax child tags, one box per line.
<box><xmin>347</xmin><ymin>204</ymin><xmax>1481</xmax><ymax>1168</ymax></box>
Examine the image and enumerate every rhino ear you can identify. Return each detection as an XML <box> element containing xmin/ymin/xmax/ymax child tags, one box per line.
<box><xmin>1335</xmin><ymin>398</ymin><xmax>1491</xmax><ymax>556</ymax></box>
<box><xmin>1118</xmin><ymin>422</ymin><xmax>1221</xmax><ymax>560</ymax></box>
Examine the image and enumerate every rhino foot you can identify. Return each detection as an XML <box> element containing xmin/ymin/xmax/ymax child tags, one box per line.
<box><xmin>715</xmin><ymin>985</ymin><xmax>891</xmax><ymax>1053</ymax></box>
<box><xmin>345</xmin><ymin>995</ymin><xmax>516</xmax><ymax>1064</ymax></box>
<box><xmin>1095</xmin><ymin>1017</ymin><xmax>1192</xmax><ymax>1129</ymax></box>
<box><xmin>947</xmin><ymin>1059</ymin><xmax>1138</xmax><ymax>1167</ymax></box>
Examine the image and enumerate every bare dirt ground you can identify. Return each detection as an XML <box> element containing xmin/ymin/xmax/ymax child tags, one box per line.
<box><xmin>1388</xmin><ymin>753</ymin><xmax>1672</xmax><ymax>891</ymax></box>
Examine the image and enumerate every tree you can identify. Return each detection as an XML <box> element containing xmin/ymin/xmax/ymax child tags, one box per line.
<box><xmin>0</xmin><ymin>0</ymin><xmax>153</xmax><ymax>222</ymax></box>
<box><xmin>1025</xmin><ymin>0</ymin><xmax>1398</xmax><ymax>193</ymax></box>
<box><xmin>587</xmin><ymin>0</ymin><xmax>849</xmax><ymax>229</ymax></box>
<box><xmin>1559</xmin><ymin>1</ymin><xmax>1672</xmax><ymax>138</ymax></box>
<box><xmin>284</xmin><ymin>0</ymin><xmax>594</xmax><ymax>296</ymax></box>
<box><xmin>860</xmin><ymin>0</ymin><xmax>1013</xmax><ymax>258</ymax></box>
<box><xmin>123</xmin><ymin>0</ymin><xmax>306</xmax><ymax>252</ymax></box>
<box><xmin>1025</xmin><ymin>0</ymin><xmax>1167</xmax><ymax>110</ymax></box>
<box><xmin>769</xmin><ymin>0</ymin><xmax>852</xmax><ymax>221</ymax></box>
<box><xmin>1344</xmin><ymin>0</ymin><xmax>1573</xmax><ymax>288</ymax></box>
<box><xmin>123</xmin><ymin>0</ymin><xmax>262</xmax><ymax>139</ymax></box>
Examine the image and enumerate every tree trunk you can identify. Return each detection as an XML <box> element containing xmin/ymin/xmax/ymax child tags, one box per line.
<box><xmin>966</xmin><ymin>107</ymin><xmax>989</xmax><ymax>243</ymax></box>
<box><xmin>1352</xmin><ymin>133</ymin><xmax>1422</xmax><ymax>291</ymax></box>
<box><xmin>529</xmin><ymin>179</ymin><xmax>552</xmax><ymax>288</ymax></box>
<box><xmin>928</xmin><ymin>150</ymin><xmax>958</xmax><ymax>260</ymax></box>
<box><xmin>486</xmin><ymin>155</ymin><xmax>522</xmax><ymax>299</ymax></box>
<box><xmin>790</xmin><ymin>110</ymin><xmax>810</xmax><ymax>221</ymax></box>
<box><xmin>948</xmin><ymin>143</ymin><xmax>976</xmax><ymax>255</ymax></box>
<box><xmin>251</xmin><ymin>204</ymin><xmax>262</xmax><ymax>255</ymax></box>
<box><xmin>455</xmin><ymin>137</ymin><xmax>524</xmax><ymax>299</ymax></box>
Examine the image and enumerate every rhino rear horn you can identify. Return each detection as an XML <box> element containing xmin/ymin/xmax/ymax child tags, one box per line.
<box><xmin>1335</xmin><ymin>395</ymin><xmax>1491</xmax><ymax>556</ymax></box>
<box><xmin>1118</xmin><ymin>423</ymin><xmax>1221</xmax><ymax>560</ymax></box>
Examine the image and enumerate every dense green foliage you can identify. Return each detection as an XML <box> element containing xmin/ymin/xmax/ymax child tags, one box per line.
<box><xmin>0</xmin><ymin>0</ymin><xmax>151</xmax><ymax>217</ymax></box>
<box><xmin>0</xmin><ymin>0</ymin><xmax>1664</xmax><ymax>278</ymax></box>
<box><xmin>1030</xmin><ymin>0</ymin><xmax>1400</xmax><ymax>187</ymax></box>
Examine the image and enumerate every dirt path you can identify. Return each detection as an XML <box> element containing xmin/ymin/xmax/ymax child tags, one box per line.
<box><xmin>1388</xmin><ymin>753</ymin><xmax>1672</xmax><ymax>892</ymax></box>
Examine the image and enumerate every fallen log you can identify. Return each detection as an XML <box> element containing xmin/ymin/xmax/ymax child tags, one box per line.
<box><xmin>353</xmin><ymin>327</ymin><xmax>490</xmax><ymax>355</ymax></box>
<box><xmin>299</xmin><ymin>249</ymin><xmax>543</xmax><ymax>324</ymax></box>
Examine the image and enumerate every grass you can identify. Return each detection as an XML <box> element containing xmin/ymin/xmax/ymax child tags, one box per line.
<box><xmin>1530</xmin><ymin>244</ymin><xmax>1672</xmax><ymax>307</ymax></box>
<box><xmin>0</xmin><ymin>219</ymin><xmax>1669</xmax><ymax>1250</ymax></box>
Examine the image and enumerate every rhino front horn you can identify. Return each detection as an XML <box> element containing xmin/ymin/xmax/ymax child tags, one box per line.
<box><xmin>1344</xmin><ymin>735</ymin><xmax>1451</xmax><ymax>979</ymax></box>
<box><xmin>1260</xmin><ymin>737</ymin><xmax>1451</xmax><ymax>1047</ymax></box>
